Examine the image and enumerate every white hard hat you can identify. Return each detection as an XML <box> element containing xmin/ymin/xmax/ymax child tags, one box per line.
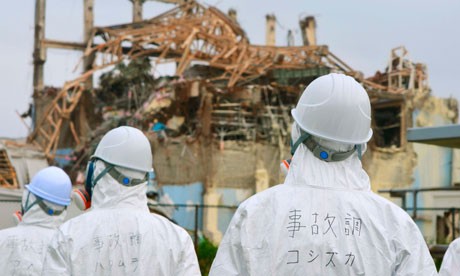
<box><xmin>291</xmin><ymin>73</ymin><xmax>372</xmax><ymax>144</ymax></box>
<box><xmin>25</xmin><ymin>166</ymin><xmax>72</xmax><ymax>206</ymax></box>
<box><xmin>93</xmin><ymin>126</ymin><xmax>153</xmax><ymax>173</ymax></box>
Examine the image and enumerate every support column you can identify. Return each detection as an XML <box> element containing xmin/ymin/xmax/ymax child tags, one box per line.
<box><xmin>133</xmin><ymin>0</ymin><xmax>143</xmax><ymax>23</ymax></box>
<box><xmin>228</xmin><ymin>8</ymin><xmax>237</xmax><ymax>23</ymax></box>
<box><xmin>299</xmin><ymin>16</ymin><xmax>316</xmax><ymax>46</ymax></box>
<box><xmin>265</xmin><ymin>14</ymin><xmax>276</xmax><ymax>46</ymax></box>
<box><xmin>33</xmin><ymin>0</ymin><xmax>46</xmax><ymax>96</ymax></box>
<box><xmin>83</xmin><ymin>0</ymin><xmax>94</xmax><ymax>89</ymax></box>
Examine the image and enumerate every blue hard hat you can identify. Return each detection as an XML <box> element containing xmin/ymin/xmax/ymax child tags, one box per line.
<box><xmin>25</xmin><ymin>166</ymin><xmax>72</xmax><ymax>206</ymax></box>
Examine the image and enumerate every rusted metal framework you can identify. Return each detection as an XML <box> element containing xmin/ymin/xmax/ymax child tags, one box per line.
<box><xmin>89</xmin><ymin>2</ymin><xmax>356</xmax><ymax>84</ymax></box>
<box><xmin>27</xmin><ymin>1</ymin><xmax>384</xmax><ymax>159</ymax></box>
<box><xmin>0</xmin><ymin>149</ymin><xmax>18</xmax><ymax>188</ymax></box>
<box><xmin>367</xmin><ymin>46</ymin><xmax>429</xmax><ymax>95</ymax></box>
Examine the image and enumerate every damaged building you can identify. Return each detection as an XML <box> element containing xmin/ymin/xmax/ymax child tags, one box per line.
<box><xmin>364</xmin><ymin>46</ymin><xmax>460</xmax><ymax>243</ymax></box>
<box><xmin>13</xmin><ymin>0</ymin><xmax>459</xmax><ymax>244</ymax></box>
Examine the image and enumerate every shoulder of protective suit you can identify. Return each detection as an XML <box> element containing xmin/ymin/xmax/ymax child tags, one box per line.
<box><xmin>449</xmin><ymin>238</ymin><xmax>460</xmax><ymax>253</ymax></box>
<box><xmin>147</xmin><ymin>212</ymin><xmax>194</xmax><ymax>246</ymax></box>
<box><xmin>368</xmin><ymin>192</ymin><xmax>412</xmax><ymax>215</ymax></box>
<box><xmin>365</xmin><ymin>192</ymin><xmax>420</xmax><ymax>231</ymax></box>
<box><xmin>0</xmin><ymin>227</ymin><xmax>16</xmax><ymax>239</ymax></box>
<box><xmin>0</xmin><ymin>225</ymin><xmax>53</xmax><ymax>245</ymax></box>
<box><xmin>57</xmin><ymin>209</ymin><xmax>192</xmax><ymax>246</ymax></box>
<box><xmin>149</xmin><ymin>212</ymin><xmax>188</xmax><ymax>234</ymax></box>
<box><xmin>55</xmin><ymin>209</ymin><xmax>108</xmax><ymax>236</ymax></box>
<box><xmin>235</xmin><ymin>184</ymin><xmax>285</xmax><ymax>212</ymax></box>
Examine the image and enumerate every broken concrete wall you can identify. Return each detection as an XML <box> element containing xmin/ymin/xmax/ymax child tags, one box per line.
<box><xmin>150</xmin><ymin>137</ymin><xmax>205</xmax><ymax>185</ymax></box>
<box><xmin>364</xmin><ymin>95</ymin><xmax>458</xmax><ymax>190</ymax></box>
<box><xmin>0</xmin><ymin>188</ymin><xmax>22</xmax><ymax>230</ymax></box>
<box><xmin>363</xmin><ymin>97</ymin><xmax>416</xmax><ymax>191</ymax></box>
<box><xmin>411</xmin><ymin>96</ymin><xmax>457</xmax><ymax>195</ymax></box>
<box><xmin>363</xmin><ymin>148</ymin><xmax>417</xmax><ymax>191</ymax></box>
<box><xmin>364</xmin><ymin>94</ymin><xmax>458</xmax><ymax>243</ymax></box>
<box><xmin>411</xmin><ymin>141</ymin><xmax>453</xmax><ymax>242</ymax></box>
<box><xmin>411</xmin><ymin>96</ymin><xmax>458</xmax><ymax>241</ymax></box>
<box><xmin>162</xmin><ymin>182</ymin><xmax>204</xmax><ymax>231</ymax></box>
<box><xmin>151</xmin><ymin>137</ymin><xmax>289</xmax><ymax>244</ymax></box>
<box><xmin>452</xmin><ymin>149</ymin><xmax>460</xmax><ymax>186</ymax></box>
<box><xmin>211</xmin><ymin>141</ymin><xmax>285</xmax><ymax>188</ymax></box>
<box><xmin>152</xmin><ymin>138</ymin><xmax>288</xmax><ymax>189</ymax></box>
<box><xmin>204</xmin><ymin>187</ymin><xmax>252</xmax><ymax>244</ymax></box>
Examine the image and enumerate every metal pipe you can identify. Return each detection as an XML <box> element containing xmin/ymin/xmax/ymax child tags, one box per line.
<box><xmin>194</xmin><ymin>204</ymin><xmax>199</xmax><ymax>250</ymax></box>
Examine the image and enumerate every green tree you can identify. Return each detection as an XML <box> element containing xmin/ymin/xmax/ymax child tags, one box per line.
<box><xmin>197</xmin><ymin>237</ymin><xmax>218</xmax><ymax>276</ymax></box>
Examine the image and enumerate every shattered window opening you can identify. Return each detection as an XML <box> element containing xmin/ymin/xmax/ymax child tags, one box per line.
<box><xmin>373</xmin><ymin>104</ymin><xmax>402</xmax><ymax>148</ymax></box>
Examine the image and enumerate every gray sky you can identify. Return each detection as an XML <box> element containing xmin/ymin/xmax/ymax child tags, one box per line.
<box><xmin>1</xmin><ymin>0</ymin><xmax>459</xmax><ymax>138</ymax></box>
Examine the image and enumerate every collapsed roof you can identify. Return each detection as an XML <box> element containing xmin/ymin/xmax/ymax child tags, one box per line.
<box><xmin>27</xmin><ymin>1</ymin><xmax>422</xmax><ymax>161</ymax></box>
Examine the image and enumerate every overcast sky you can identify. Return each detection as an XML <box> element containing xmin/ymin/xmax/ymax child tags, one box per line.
<box><xmin>1</xmin><ymin>0</ymin><xmax>459</xmax><ymax>138</ymax></box>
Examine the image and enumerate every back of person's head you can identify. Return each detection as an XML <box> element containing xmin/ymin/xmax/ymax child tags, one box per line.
<box><xmin>290</xmin><ymin>73</ymin><xmax>372</xmax><ymax>162</ymax></box>
<box><xmin>76</xmin><ymin>126</ymin><xmax>153</xmax><ymax>210</ymax></box>
<box><xmin>18</xmin><ymin>166</ymin><xmax>72</xmax><ymax>221</ymax></box>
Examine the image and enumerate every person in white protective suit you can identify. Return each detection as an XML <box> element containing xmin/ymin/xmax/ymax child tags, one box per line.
<box><xmin>42</xmin><ymin>126</ymin><xmax>200</xmax><ymax>275</ymax></box>
<box><xmin>0</xmin><ymin>166</ymin><xmax>72</xmax><ymax>275</ymax></box>
<box><xmin>439</xmin><ymin>237</ymin><xmax>460</xmax><ymax>275</ymax></box>
<box><xmin>209</xmin><ymin>73</ymin><xmax>437</xmax><ymax>276</ymax></box>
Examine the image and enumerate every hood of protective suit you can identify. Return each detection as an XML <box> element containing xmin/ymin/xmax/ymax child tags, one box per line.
<box><xmin>287</xmin><ymin>123</ymin><xmax>370</xmax><ymax>191</ymax></box>
<box><xmin>90</xmin><ymin>160</ymin><xmax>149</xmax><ymax>211</ymax></box>
<box><xmin>19</xmin><ymin>190</ymin><xmax>66</xmax><ymax>229</ymax></box>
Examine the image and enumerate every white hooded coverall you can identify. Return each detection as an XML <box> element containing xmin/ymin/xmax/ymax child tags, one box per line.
<box><xmin>439</xmin><ymin>237</ymin><xmax>460</xmax><ymax>275</ymax></box>
<box><xmin>0</xmin><ymin>192</ymin><xmax>67</xmax><ymax>275</ymax></box>
<box><xmin>42</xmin><ymin>161</ymin><xmax>200</xmax><ymax>275</ymax></box>
<box><xmin>209</xmin><ymin>130</ymin><xmax>437</xmax><ymax>275</ymax></box>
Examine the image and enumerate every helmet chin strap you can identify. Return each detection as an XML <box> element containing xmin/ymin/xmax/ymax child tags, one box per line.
<box><xmin>357</xmin><ymin>144</ymin><xmax>363</xmax><ymax>160</ymax></box>
<box><xmin>22</xmin><ymin>191</ymin><xmax>66</xmax><ymax>216</ymax></box>
<box><xmin>89</xmin><ymin>160</ymin><xmax>148</xmax><ymax>193</ymax></box>
<box><xmin>291</xmin><ymin>130</ymin><xmax>361</xmax><ymax>162</ymax></box>
<box><xmin>106</xmin><ymin>165</ymin><xmax>148</xmax><ymax>186</ymax></box>
<box><xmin>290</xmin><ymin>131</ymin><xmax>311</xmax><ymax>156</ymax></box>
